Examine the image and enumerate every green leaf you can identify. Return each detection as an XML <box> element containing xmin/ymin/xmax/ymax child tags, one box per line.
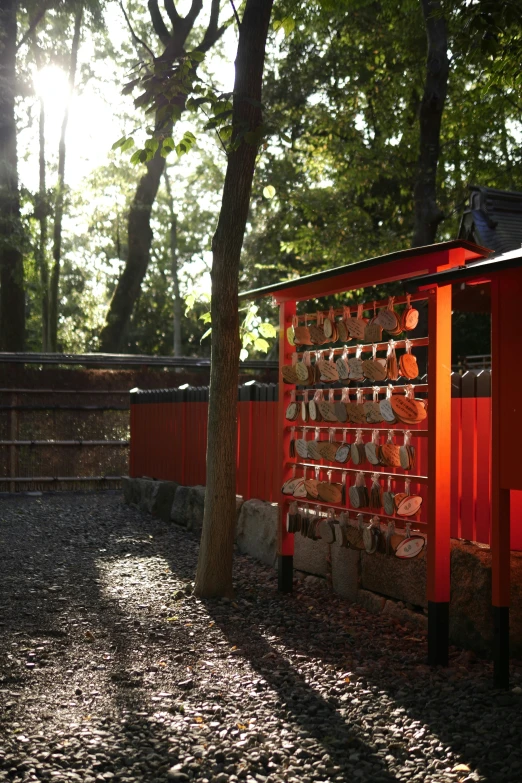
<box><xmin>239</xmin><ymin>348</ymin><xmax>249</xmax><ymax>362</ymax></box>
<box><xmin>139</xmin><ymin>149</ymin><xmax>149</xmax><ymax>163</ymax></box>
<box><xmin>122</xmin><ymin>78</ymin><xmax>140</xmax><ymax>95</ymax></box>
<box><xmin>200</xmin><ymin>327</ymin><xmax>212</xmax><ymax>342</ymax></box>
<box><xmin>199</xmin><ymin>312</ymin><xmax>212</xmax><ymax>323</ymax></box>
<box><xmin>254</xmin><ymin>337</ymin><xmax>269</xmax><ymax>353</ymax></box>
<box><xmin>220</xmin><ymin>125</ymin><xmax>234</xmax><ymax>141</ymax></box>
<box><xmin>282</xmin><ymin>16</ymin><xmax>295</xmax><ymax>36</ymax></box>
<box><xmin>184</xmin><ymin>294</ymin><xmax>196</xmax><ymax>314</ymax></box>
<box><xmin>245</xmin><ymin>124</ymin><xmax>267</xmax><ymax>146</ymax></box>
<box><xmin>120</xmin><ymin>137</ymin><xmax>135</xmax><ymax>152</ymax></box>
<box><xmin>130</xmin><ymin>149</ymin><xmax>142</xmax><ymax>165</ymax></box>
<box><xmin>258</xmin><ymin>322</ymin><xmax>276</xmax><ymax>338</ymax></box>
<box><xmin>189</xmin><ymin>50</ymin><xmax>205</xmax><ymax>62</ymax></box>
<box><xmin>162</xmin><ymin>136</ymin><xmax>175</xmax><ymax>151</ymax></box>
<box><xmin>144</xmin><ymin>137</ymin><xmax>159</xmax><ymax>153</ymax></box>
<box><xmin>263</xmin><ymin>185</ymin><xmax>276</xmax><ymax>199</ymax></box>
<box><xmin>111</xmin><ymin>136</ymin><xmax>127</xmax><ymax>151</ymax></box>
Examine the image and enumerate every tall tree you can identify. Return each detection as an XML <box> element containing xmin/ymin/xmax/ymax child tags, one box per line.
<box><xmin>33</xmin><ymin>40</ymin><xmax>50</xmax><ymax>350</ymax></box>
<box><xmin>49</xmin><ymin>2</ymin><xmax>83</xmax><ymax>351</ymax></box>
<box><xmin>163</xmin><ymin>168</ymin><xmax>182</xmax><ymax>355</ymax></box>
<box><xmin>0</xmin><ymin>0</ymin><xmax>25</xmax><ymax>350</ymax></box>
<box><xmin>412</xmin><ymin>0</ymin><xmax>448</xmax><ymax>247</ymax></box>
<box><xmin>194</xmin><ymin>0</ymin><xmax>274</xmax><ymax>598</ymax></box>
<box><xmin>98</xmin><ymin>0</ymin><xmax>225</xmax><ymax>353</ymax></box>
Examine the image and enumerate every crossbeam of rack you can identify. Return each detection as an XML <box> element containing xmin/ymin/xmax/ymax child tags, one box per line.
<box><xmin>287</xmin><ymin>461</ymin><xmax>428</xmax><ymax>483</ymax></box>
<box><xmin>290</xmin><ymin>292</ymin><xmax>429</xmax><ymax>323</ymax></box>
<box><xmin>287</xmin><ymin>426</ymin><xmax>429</xmax><ymax>435</ymax></box>
<box><xmin>289</xmin><ymin>336</ymin><xmax>429</xmax><ymax>358</ymax></box>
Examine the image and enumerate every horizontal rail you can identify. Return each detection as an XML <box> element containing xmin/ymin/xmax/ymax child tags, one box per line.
<box><xmin>292</xmin><ymin>292</ymin><xmax>429</xmax><ymax>322</ymax></box>
<box><xmin>288</xmin><ymin>461</ymin><xmax>428</xmax><ymax>483</ymax></box>
<box><xmin>0</xmin><ymin>352</ymin><xmax>278</xmax><ymax>370</ymax></box>
<box><xmin>290</xmin><ymin>336</ymin><xmax>429</xmax><ymax>358</ymax></box>
<box><xmin>0</xmin><ymin>405</ymin><xmax>129</xmax><ymax>412</ymax></box>
<box><xmin>0</xmin><ymin>440</ymin><xmax>128</xmax><ymax>446</ymax></box>
<box><xmin>293</xmin><ymin>383</ymin><xmax>429</xmax><ymax>395</ymax></box>
<box><xmin>0</xmin><ymin>475</ymin><xmax>123</xmax><ymax>483</ymax></box>
<box><xmin>291</xmin><ymin>500</ymin><xmax>426</xmax><ymax>530</ymax></box>
<box><xmin>0</xmin><ymin>388</ymin><xmax>130</xmax><ymax>395</ymax></box>
<box><xmin>288</xmin><ymin>426</ymin><xmax>429</xmax><ymax>435</ymax></box>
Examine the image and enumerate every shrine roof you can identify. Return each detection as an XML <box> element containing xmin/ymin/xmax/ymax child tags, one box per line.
<box><xmin>238</xmin><ymin>240</ymin><xmax>490</xmax><ymax>302</ymax></box>
<box><xmin>407</xmin><ymin>246</ymin><xmax>522</xmax><ymax>290</ymax></box>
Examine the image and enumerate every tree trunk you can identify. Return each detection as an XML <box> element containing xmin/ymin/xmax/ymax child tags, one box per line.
<box><xmin>33</xmin><ymin>39</ymin><xmax>50</xmax><ymax>351</ymax></box>
<box><xmin>98</xmin><ymin>147</ymin><xmax>169</xmax><ymax>352</ymax></box>
<box><xmin>37</xmin><ymin>94</ymin><xmax>50</xmax><ymax>350</ymax></box>
<box><xmin>99</xmin><ymin>0</ymin><xmax>225</xmax><ymax>352</ymax></box>
<box><xmin>49</xmin><ymin>3</ymin><xmax>82</xmax><ymax>352</ymax></box>
<box><xmin>164</xmin><ymin>169</ymin><xmax>182</xmax><ymax>355</ymax></box>
<box><xmin>194</xmin><ymin>0</ymin><xmax>274</xmax><ymax>599</ymax></box>
<box><xmin>412</xmin><ymin>0</ymin><xmax>448</xmax><ymax>247</ymax></box>
<box><xmin>0</xmin><ymin>0</ymin><xmax>25</xmax><ymax>351</ymax></box>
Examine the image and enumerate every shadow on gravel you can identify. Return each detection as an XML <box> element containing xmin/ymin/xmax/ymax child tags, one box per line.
<box><xmin>1</xmin><ymin>495</ymin><xmax>520</xmax><ymax>783</ymax></box>
<box><xmin>156</xmin><ymin>531</ymin><xmax>522</xmax><ymax>783</ymax></box>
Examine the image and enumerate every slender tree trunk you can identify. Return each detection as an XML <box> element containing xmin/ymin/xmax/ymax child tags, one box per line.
<box><xmin>99</xmin><ymin>0</ymin><xmax>224</xmax><ymax>352</ymax></box>
<box><xmin>98</xmin><ymin>145</ymin><xmax>169</xmax><ymax>352</ymax></box>
<box><xmin>38</xmin><ymin>95</ymin><xmax>50</xmax><ymax>350</ymax></box>
<box><xmin>0</xmin><ymin>0</ymin><xmax>25</xmax><ymax>351</ymax></box>
<box><xmin>33</xmin><ymin>39</ymin><xmax>50</xmax><ymax>351</ymax></box>
<box><xmin>194</xmin><ymin>0</ymin><xmax>274</xmax><ymax>598</ymax></box>
<box><xmin>412</xmin><ymin>0</ymin><xmax>449</xmax><ymax>247</ymax></box>
<box><xmin>164</xmin><ymin>169</ymin><xmax>182</xmax><ymax>355</ymax></box>
<box><xmin>49</xmin><ymin>4</ymin><xmax>82</xmax><ymax>352</ymax></box>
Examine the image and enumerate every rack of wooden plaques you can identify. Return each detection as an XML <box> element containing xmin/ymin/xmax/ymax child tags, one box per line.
<box><xmin>276</xmin><ymin>285</ymin><xmax>452</xmax><ymax>669</ymax></box>
<box><xmin>280</xmin><ymin>296</ymin><xmax>429</xmax><ymax>533</ymax></box>
<box><xmin>239</xmin><ymin>243</ymin><xmax>489</xmax><ymax>672</ymax></box>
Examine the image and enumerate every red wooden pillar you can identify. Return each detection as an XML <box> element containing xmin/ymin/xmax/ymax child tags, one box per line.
<box><xmin>276</xmin><ymin>299</ymin><xmax>296</xmax><ymax>592</ymax></box>
<box><xmin>427</xmin><ymin>284</ymin><xmax>452</xmax><ymax>666</ymax></box>
<box><xmin>490</xmin><ymin>269</ymin><xmax>522</xmax><ymax>688</ymax></box>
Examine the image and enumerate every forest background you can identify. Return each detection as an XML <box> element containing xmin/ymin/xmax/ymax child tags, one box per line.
<box><xmin>0</xmin><ymin>0</ymin><xmax>520</xmax><ymax>361</ymax></box>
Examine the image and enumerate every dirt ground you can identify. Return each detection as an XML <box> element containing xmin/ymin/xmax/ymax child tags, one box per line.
<box><xmin>1</xmin><ymin>493</ymin><xmax>521</xmax><ymax>783</ymax></box>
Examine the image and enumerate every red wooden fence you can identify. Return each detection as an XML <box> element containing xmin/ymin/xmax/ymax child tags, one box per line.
<box><xmin>129</xmin><ymin>373</ymin><xmax>522</xmax><ymax>549</ymax></box>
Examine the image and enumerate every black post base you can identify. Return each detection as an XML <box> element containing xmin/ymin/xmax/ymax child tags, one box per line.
<box><xmin>493</xmin><ymin>606</ymin><xmax>509</xmax><ymax>689</ymax></box>
<box><xmin>428</xmin><ymin>601</ymin><xmax>449</xmax><ymax>667</ymax></box>
<box><xmin>278</xmin><ymin>555</ymin><xmax>293</xmax><ymax>593</ymax></box>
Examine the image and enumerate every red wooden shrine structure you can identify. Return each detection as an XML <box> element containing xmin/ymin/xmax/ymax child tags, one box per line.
<box><xmin>238</xmin><ymin>239</ymin><xmax>522</xmax><ymax>686</ymax></box>
<box><xmin>130</xmin><ymin>239</ymin><xmax>522</xmax><ymax>687</ymax></box>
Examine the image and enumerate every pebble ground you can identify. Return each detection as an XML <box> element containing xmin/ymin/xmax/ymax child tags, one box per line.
<box><xmin>1</xmin><ymin>493</ymin><xmax>521</xmax><ymax>783</ymax></box>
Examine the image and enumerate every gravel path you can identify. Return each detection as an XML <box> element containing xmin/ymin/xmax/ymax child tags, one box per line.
<box><xmin>1</xmin><ymin>494</ymin><xmax>521</xmax><ymax>783</ymax></box>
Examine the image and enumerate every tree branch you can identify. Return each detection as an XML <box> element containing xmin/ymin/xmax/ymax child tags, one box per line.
<box><xmin>163</xmin><ymin>0</ymin><xmax>181</xmax><ymax>27</ymax></box>
<box><xmin>185</xmin><ymin>0</ymin><xmax>204</xmax><ymax>31</ymax></box>
<box><xmin>229</xmin><ymin>0</ymin><xmax>241</xmax><ymax>30</ymax></box>
<box><xmin>120</xmin><ymin>2</ymin><xmax>156</xmax><ymax>59</ymax></box>
<box><xmin>147</xmin><ymin>0</ymin><xmax>171</xmax><ymax>46</ymax></box>
<box><xmin>16</xmin><ymin>1</ymin><xmax>53</xmax><ymax>51</ymax></box>
<box><xmin>198</xmin><ymin>0</ymin><xmax>225</xmax><ymax>52</ymax></box>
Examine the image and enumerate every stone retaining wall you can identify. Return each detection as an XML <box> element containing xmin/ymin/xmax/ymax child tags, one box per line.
<box><xmin>123</xmin><ymin>477</ymin><xmax>522</xmax><ymax>657</ymax></box>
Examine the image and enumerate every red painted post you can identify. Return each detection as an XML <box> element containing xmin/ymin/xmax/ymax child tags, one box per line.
<box><xmin>427</xmin><ymin>283</ymin><xmax>452</xmax><ymax>666</ymax></box>
<box><xmin>491</xmin><ymin>270</ymin><xmax>519</xmax><ymax>688</ymax></box>
<box><xmin>276</xmin><ymin>299</ymin><xmax>296</xmax><ymax>592</ymax></box>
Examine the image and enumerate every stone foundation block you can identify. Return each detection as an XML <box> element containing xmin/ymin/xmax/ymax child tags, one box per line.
<box><xmin>361</xmin><ymin>548</ymin><xmax>427</xmax><ymax>608</ymax></box>
<box><xmin>236</xmin><ymin>499</ymin><xmax>278</xmax><ymax>567</ymax></box>
<box><xmin>294</xmin><ymin>535</ymin><xmax>329</xmax><ymax>577</ymax></box>
<box><xmin>122</xmin><ymin>476</ymin><xmax>138</xmax><ymax>505</ymax></box>
<box><xmin>150</xmin><ymin>481</ymin><xmax>178</xmax><ymax>522</ymax></box>
<box><xmin>331</xmin><ymin>545</ymin><xmax>361</xmax><ymax>602</ymax></box>
<box><xmin>171</xmin><ymin>485</ymin><xmax>206</xmax><ymax>531</ymax></box>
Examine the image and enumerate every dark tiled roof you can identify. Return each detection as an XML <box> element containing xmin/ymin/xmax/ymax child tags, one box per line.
<box><xmin>458</xmin><ymin>185</ymin><xmax>522</xmax><ymax>255</ymax></box>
